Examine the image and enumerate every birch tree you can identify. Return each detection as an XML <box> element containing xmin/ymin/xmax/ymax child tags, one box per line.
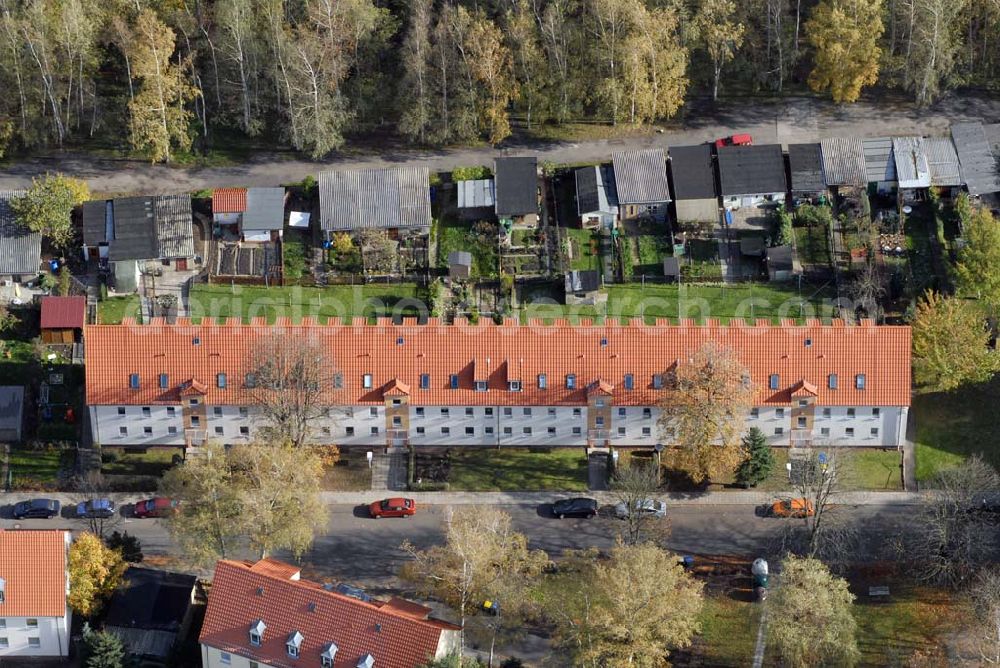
<box><xmin>465</xmin><ymin>12</ymin><xmax>518</xmax><ymax>145</ymax></box>
<box><xmin>398</xmin><ymin>0</ymin><xmax>433</xmax><ymax>143</ymax></box>
<box><xmin>695</xmin><ymin>0</ymin><xmax>745</xmax><ymax>101</ymax></box>
<box><xmin>806</xmin><ymin>0</ymin><xmax>885</xmax><ymax>103</ymax></box>
<box><xmin>587</xmin><ymin>0</ymin><xmax>637</xmax><ymax>124</ymax></box>
<box><xmin>506</xmin><ymin>0</ymin><xmax>545</xmax><ymax>129</ymax></box>
<box><xmin>624</xmin><ymin>4</ymin><xmax>688</xmax><ymax>123</ymax></box>
<box><xmin>906</xmin><ymin>0</ymin><xmax>968</xmax><ymax>105</ymax></box>
<box><xmin>216</xmin><ymin>0</ymin><xmax>262</xmax><ymax>135</ymax></box>
<box><xmin>127</xmin><ymin>9</ymin><xmax>196</xmax><ymax>162</ymax></box>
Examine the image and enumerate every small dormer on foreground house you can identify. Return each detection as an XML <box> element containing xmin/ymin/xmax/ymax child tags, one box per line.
<box><xmin>199</xmin><ymin>558</ymin><xmax>460</xmax><ymax>668</ymax></box>
<box><xmin>0</xmin><ymin>530</ymin><xmax>72</xmax><ymax>658</ymax></box>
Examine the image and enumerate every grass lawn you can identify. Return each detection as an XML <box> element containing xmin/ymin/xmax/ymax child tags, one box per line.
<box><xmin>564</xmin><ymin>227</ymin><xmax>600</xmax><ymax>272</ymax></box>
<box><xmin>8</xmin><ymin>445</ymin><xmax>73</xmax><ymax>486</ymax></box>
<box><xmin>691</xmin><ymin>595</ymin><xmax>760</xmax><ymax>667</ymax></box>
<box><xmin>904</xmin><ymin>205</ymin><xmax>939</xmax><ymax>297</ymax></box>
<box><xmin>794</xmin><ymin>225</ymin><xmax>831</xmax><ymax>267</ymax></box>
<box><xmin>322</xmin><ymin>452</ymin><xmax>374</xmax><ymax>491</ymax></box>
<box><xmin>519</xmin><ymin>282</ymin><xmax>837</xmax><ymax>324</ymax></box>
<box><xmin>839</xmin><ymin>449</ymin><xmax>903</xmax><ymax>490</ymax></box>
<box><xmin>447</xmin><ymin>448</ymin><xmax>589</xmax><ymax>491</ymax></box>
<box><xmin>912</xmin><ymin>377</ymin><xmax>1000</xmax><ymax>481</ymax></box>
<box><xmin>851</xmin><ymin>583</ymin><xmax>962</xmax><ymax>666</ymax></box>
<box><xmin>188</xmin><ymin>283</ymin><xmax>424</xmax><ymax>322</ymax></box>
<box><xmin>101</xmin><ymin>447</ymin><xmax>179</xmax><ymax>477</ymax></box>
<box><xmin>98</xmin><ymin>295</ymin><xmax>141</xmax><ymax>324</ymax></box>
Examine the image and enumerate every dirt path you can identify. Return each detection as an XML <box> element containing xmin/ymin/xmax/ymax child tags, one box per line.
<box><xmin>2</xmin><ymin>92</ymin><xmax>999</xmax><ymax>193</ymax></box>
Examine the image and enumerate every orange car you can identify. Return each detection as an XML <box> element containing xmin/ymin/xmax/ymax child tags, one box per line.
<box><xmin>769</xmin><ymin>498</ymin><xmax>815</xmax><ymax>518</ymax></box>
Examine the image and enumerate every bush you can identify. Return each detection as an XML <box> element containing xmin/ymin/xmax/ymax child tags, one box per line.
<box><xmin>771</xmin><ymin>206</ymin><xmax>794</xmax><ymax>246</ymax></box>
<box><xmin>451</xmin><ymin>165</ymin><xmax>492</xmax><ymax>181</ymax></box>
<box><xmin>300</xmin><ymin>174</ymin><xmax>317</xmax><ymax>197</ymax></box>
<box><xmin>106</xmin><ymin>531</ymin><xmax>144</xmax><ymax>563</ymax></box>
<box><xmin>794</xmin><ymin>203</ymin><xmax>834</xmax><ymax>228</ymax></box>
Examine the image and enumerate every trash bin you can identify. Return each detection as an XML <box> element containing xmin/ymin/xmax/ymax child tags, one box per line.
<box><xmin>681</xmin><ymin>556</ymin><xmax>694</xmax><ymax>569</ymax></box>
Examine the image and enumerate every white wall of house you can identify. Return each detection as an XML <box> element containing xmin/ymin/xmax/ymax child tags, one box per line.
<box><xmin>0</xmin><ymin>611</ymin><xmax>71</xmax><ymax>658</ymax></box>
<box><xmin>581</xmin><ymin>210</ymin><xmax>617</xmax><ymax>229</ymax></box>
<box><xmin>723</xmin><ymin>193</ymin><xmax>786</xmax><ymax>210</ymax></box>
<box><xmin>201</xmin><ymin>644</ymin><xmax>272</xmax><ymax>668</ymax></box>
<box><xmin>620</xmin><ymin>202</ymin><xmax>667</xmax><ymax>222</ymax></box>
<box><xmin>92</xmin><ymin>402</ymin><xmax>908</xmax><ymax>449</ymax></box>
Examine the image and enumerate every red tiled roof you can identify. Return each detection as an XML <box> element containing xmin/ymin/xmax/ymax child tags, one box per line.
<box><xmin>212</xmin><ymin>188</ymin><xmax>247</xmax><ymax>214</ymax></box>
<box><xmin>40</xmin><ymin>296</ymin><xmax>86</xmax><ymax>330</ymax></box>
<box><xmin>0</xmin><ymin>530</ymin><xmax>69</xmax><ymax>617</ymax></box>
<box><xmin>199</xmin><ymin>560</ymin><xmax>457</xmax><ymax>668</ymax></box>
<box><xmin>84</xmin><ymin>318</ymin><xmax>911</xmax><ymax>408</ymax></box>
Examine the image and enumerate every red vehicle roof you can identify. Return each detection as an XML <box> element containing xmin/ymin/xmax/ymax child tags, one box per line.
<box><xmin>40</xmin><ymin>296</ymin><xmax>86</xmax><ymax>330</ymax></box>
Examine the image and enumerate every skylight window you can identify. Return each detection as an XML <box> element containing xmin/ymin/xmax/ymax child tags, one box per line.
<box><xmin>828</xmin><ymin>374</ymin><xmax>838</xmax><ymax>389</ymax></box>
<box><xmin>450</xmin><ymin>374</ymin><xmax>459</xmax><ymax>389</ymax></box>
<box><xmin>362</xmin><ymin>374</ymin><xmax>373</xmax><ymax>389</ymax></box>
<box><xmin>217</xmin><ymin>373</ymin><xmax>227</xmax><ymax>389</ymax></box>
<box><xmin>623</xmin><ymin>374</ymin><xmax>634</xmax><ymax>390</ymax></box>
<box><xmin>538</xmin><ymin>374</ymin><xmax>547</xmax><ymax>389</ymax></box>
<box><xmin>159</xmin><ymin>374</ymin><xmax>168</xmax><ymax>389</ymax></box>
<box><xmin>855</xmin><ymin>374</ymin><xmax>866</xmax><ymax>390</ymax></box>
<box><xmin>566</xmin><ymin>374</ymin><xmax>576</xmax><ymax>389</ymax></box>
<box><xmin>420</xmin><ymin>374</ymin><xmax>430</xmax><ymax>390</ymax></box>
<box><xmin>652</xmin><ymin>374</ymin><xmax>663</xmax><ymax>389</ymax></box>
<box><xmin>129</xmin><ymin>374</ymin><xmax>140</xmax><ymax>390</ymax></box>
<box><xmin>768</xmin><ymin>374</ymin><xmax>779</xmax><ymax>390</ymax></box>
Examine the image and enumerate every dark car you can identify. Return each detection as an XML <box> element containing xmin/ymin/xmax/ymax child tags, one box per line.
<box><xmin>13</xmin><ymin>498</ymin><xmax>60</xmax><ymax>519</ymax></box>
<box><xmin>133</xmin><ymin>497</ymin><xmax>179</xmax><ymax>519</ymax></box>
<box><xmin>369</xmin><ymin>498</ymin><xmax>416</xmax><ymax>519</ymax></box>
<box><xmin>76</xmin><ymin>498</ymin><xmax>116</xmax><ymax>519</ymax></box>
<box><xmin>551</xmin><ymin>497</ymin><xmax>598</xmax><ymax>519</ymax></box>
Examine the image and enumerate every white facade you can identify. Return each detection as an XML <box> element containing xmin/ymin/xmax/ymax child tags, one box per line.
<box><xmin>90</xmin><ymin>401</ymin><xmax>909</xmax><ymax>449</ymax></box>
<box><xmin>202</xmin><ymin>645</ymin><xmax>270</xmax><ymax>668</ymax></box>
<box><xmin>0</xmin><ymin>613</ymin><xmax>71</xmax><ymax>658</ymax></box>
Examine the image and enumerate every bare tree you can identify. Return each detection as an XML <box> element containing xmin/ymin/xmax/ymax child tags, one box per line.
<box><xmin>610</xmin><ymin>458</ymin><xmax>667</xmax><ymax>546</ymax></box>
<box><xmin>246</xmin><ymin>332</ymin><xmax>336</xmax><ymax>448</ymax></box>
<box><xmin>972</xmin><ymin>568</ymin><xmax>1000</xmax><ymax>664</ymax></box>
<box><xmin>76</xmin><ymin>471</ymin><xmax>123</xmax><ymax>540</ymax></box>
<box><xmin>898</xmin><ymin>455</ymin><xmax>1000</xmax><ymax>588</ymax></box>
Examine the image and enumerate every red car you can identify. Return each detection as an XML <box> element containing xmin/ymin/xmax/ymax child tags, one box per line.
<box><xmin>714</xmin><ymin>133</ymin><xmax>753</xmax><ymax>148</ymax></box>
<box><xmin>133</xmin><ymin>497</ymin><xmax>179</xmax><ymax>519</ymax></box>
<box><xmin>369</xmin><ymin>498</ymin><xmax>416</xmax><ymax>519</ymax></box>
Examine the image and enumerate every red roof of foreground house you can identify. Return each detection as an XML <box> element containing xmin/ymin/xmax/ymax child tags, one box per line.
<box><xmin>84</xmin><ymin>318</ymin><xmax>911</xmax><ymax>408</ymax></box>
<box><xmin>0</xmin><ymin>530</ymin><xmax>69</xmax><ymax>617</ymax></box>
<box><xmin>212</xmin><ymin>188</ymin><xmax>247</xmax><ymax>214</ymax></box>
<box><xmin>40</xmin><ymin>296</ymin><xmax>86</xmax><ymax>330</ymax></box>
<box><xmin>199</xmin><ymin>559</ymin><xmax>458</xmax><ymax>668</ymax></box>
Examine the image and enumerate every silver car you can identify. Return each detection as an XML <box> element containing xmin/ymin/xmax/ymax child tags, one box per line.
<box><xmin>614</xmin><ymin>499</ymin><xmax>667</xmax><ymax>519</ymax></box>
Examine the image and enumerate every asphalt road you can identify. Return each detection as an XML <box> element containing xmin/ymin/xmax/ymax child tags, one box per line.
<box><xmin>1</xmin><ymin>92</ymin><xmax>999</xmax><ymax>193</ymax></box>
<box><xmin>2</xmin><ymin>500</ymin><xmax>914</xmax><ymax>593</ymax></box>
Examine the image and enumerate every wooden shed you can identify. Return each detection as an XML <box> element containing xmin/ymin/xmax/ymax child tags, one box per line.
<box><xmin>40</xmin><ymin>296</ymin><xmax>86</xmax><ymax>344</ymax></box>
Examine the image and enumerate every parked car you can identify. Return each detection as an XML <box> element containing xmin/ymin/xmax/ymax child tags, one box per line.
<box><xmin>551</xmin><ymin>497</ymin><xmax>599</xmax><ymax>519</ymax></box>
<box><xmin>614</xmin><ymin>499</ymin><xmax>667</xmax><ymax>519</ymax></box>
<box><xmin>76</xmin><ymin>498</ymin><xmax>116</xmax><ymax>519</ymax></box>
<box><xmin>768</xmin><ymin>498</ymin><xmax>815</xmax><ymax>518</ymax></box>
<box><xmin>133</xmin><ymin>497</ymin><xmax>179</xmax><ymax>519</ymax></box>
<box><xmin>714</xmin><ymin>133</ymin><xmax>753</xmax><ymax>148</ymax></box>
<box><xmin>369</xmin><ymin>498</ymin><xmax>416</xmax><ymax>519</ymax></box>
<box><xmin>13</xmin><ymin>498</ymin><xmax>60</xmax><ymax>519</ymax></box>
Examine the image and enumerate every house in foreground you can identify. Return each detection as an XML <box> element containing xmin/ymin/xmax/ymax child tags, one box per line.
<box><xmin>494</xmin><ymin>157</ymin><xmax>539</xmax><ymax>227</ymax></box>
<box><xmin>0</xmin><ymin>530</ymin><xmax>72</xmax><ymax>659</ymax></box>
<box><xmin>668</xmin><ymin>145</ymin><xmax>718</xmax><ymax>225</ymax></box>
<box><xmin>318</xmin><ymin>166</ymin><xmax>431</xmax><ymax>238</ymax></box>
<box><xmin>575</xmin><ymin>164</ymin><xmax>618</xmax><ymax>229</ymax></box>
<box><xmin>85</xmin><ymin>318</ymin><xmax>910</xmax><ymax>450</ymax></box>
<box><xmin>0</xmin><ymin>190</ymin><xmax>40</xmax><ymax>285</ymax></box>
<box><xmin>612</xmin><ymin>149</ymin><xmax>670</xmax><ymax>223</ymax></box>
<box><xmin>81</xmin><ymin>195</ymin><xmax>196</xmax><ymax>292</ymax></box>
<box><xmin>199</xmin><ymin>558</ymin><xmax>460</xmax><ymax>668</ymax></box>
<box><xmin>106</xmin><ymin>567</ymin><xmax>198</xmax><ymax>664</ymax></box>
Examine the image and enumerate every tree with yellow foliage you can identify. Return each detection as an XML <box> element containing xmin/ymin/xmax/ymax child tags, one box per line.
<box><xmin>68</xmin><ymin>533</ymin><xmax>127</xmax><ymax>618</ymax></box>
<box><xmin>806</xmin><ymin>0</ymin><xmax>884</xmax><ymax>103</ymax></box>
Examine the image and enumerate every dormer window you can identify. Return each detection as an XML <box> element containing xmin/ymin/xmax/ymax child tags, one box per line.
<box><xmin>768</xmin><ymin>374</ymin><xmax>779</xmax><ymax>390</ymax></box>
<box><xmin>538</xmin><ymin>374</ymin><xmax>547</xmax><ymax>389</ymax></box>
<box><xmin>475</xmin><ymin>380</ymin><xmax>488</xmax><ymax>392</ymax></box>
<box><xmin>217</xmin><ymin>373</ymin><xmax>227</xmax><ymax>389</ymax></box>
<box><xmin>321</xmin><ymin>642</ymin><xmax>338</xmax><ymax>667</ymax></box>
<box><xmin>362</xmin><ymin>374</ymin><xmax>373</xmax><ymax>389</ymax></box>
<box><xmin>855</xmin><ymin>374</ymin><xmax>866</xmax><ymax>390</ymax></box>
<box><xmin>508</xmin><ymin>380</ymin><xmax>522</xmax><ymax>392</ymax></box>
<box><xmin>287</xmin><ymin>630</ymin><xmax>303</xmax><ymax>658</ymax></box>
<box><xmin>566</xmin><ymin>374</ymin><xmax>576</xmax><ymax>389</ymax></box>
<box><xmin>129</xmin><ymin>373</ymin><xmax>140</xmax><ymax>389</ymax></box>
<box><xmin>358</xmin><ymin>654</ymin><xmax>375</xmax><ymax>668</ymax></box>
<box><xmin>623</xmin><ymin>374</ymin><xmax>634</xmax><ymax>390</ymax></box>
<box><xmin>248</xmin><ymin>619</ymin><xmax>266</xmax><ymax>646</ymax></box>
